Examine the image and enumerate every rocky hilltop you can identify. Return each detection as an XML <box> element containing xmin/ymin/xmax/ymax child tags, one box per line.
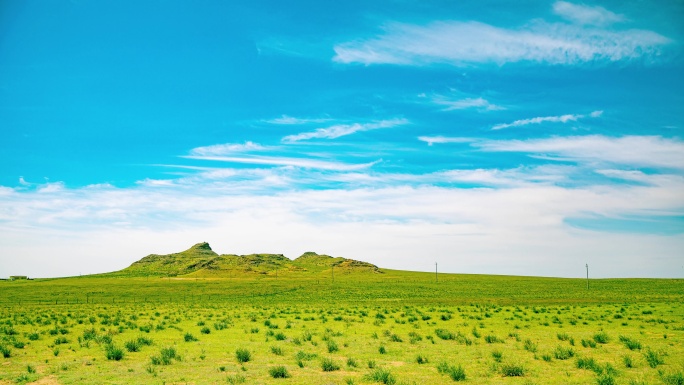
<box><xmin>115</xmin><ymin>242</ymin><xmax>381</xmax><ymax>278</ymax></box>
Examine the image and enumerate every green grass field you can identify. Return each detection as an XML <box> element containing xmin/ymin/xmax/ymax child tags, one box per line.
<box><xmin>1</xmin><ymin>270</ymin><xmax>682</xmax><ymax>385</ymax></box>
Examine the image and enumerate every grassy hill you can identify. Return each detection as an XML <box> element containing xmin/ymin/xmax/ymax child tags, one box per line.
<box><xmin>110</xmin><ymin>242</ymin><xmax>381</xmax><ymax>278</ymax></box>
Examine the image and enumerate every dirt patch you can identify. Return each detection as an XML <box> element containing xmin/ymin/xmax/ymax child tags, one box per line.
<box><xmin>28</xmin><ymin>376</ymin><xmax>61</xmax><ymax>385</ymax></box>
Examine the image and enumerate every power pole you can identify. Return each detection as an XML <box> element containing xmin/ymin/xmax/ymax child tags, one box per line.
<box><xmin>586</xmin><ymin>264</ymin><xmax>589</xmax><ymax>290</ymax></box>
<box><xmin>331</xmin><ymin>263</ymin><xmax>334</xmax><ymax>283</ymax></box>
<box><xmin>276</xmin><ymin>266</ymin><xmax>278</xmax><ymax>280</ymax></box>
<box><xmin>435</xmin><ymin>262</ymin><xmax>438</xmax><ymax>283</ymax></box>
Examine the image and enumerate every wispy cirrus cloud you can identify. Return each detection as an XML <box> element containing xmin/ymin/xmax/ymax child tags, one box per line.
<box><xmin>431</xmin><ymin>96</ymin><xmax>504</xmax><ymax>112</ymax></box>
<box><xmin>189</xmin><ymin>141</ymin><xmax>266</xmax><ymax>156</ymax></box>
<box><xmin>418</xmin><ymin>136</ymin><xmax>476</xmax><ymax>146</ymax></box>
<box><xmin>282</xmin><ymin>118</ymin><xmax>408</xmax><ymax>142</ymax></box>
<box><xmin>553</xmin><ymin>1</ymin><xmax>625</xmax><ymax>26</ymax></box>
<box><xmin>333</xmin><ymin>3</ymin><xmax>670</xmax><ymax>66</ymax></box>
<box><xmin>263</xmin><ymin>115</ymin><xmax>332</xmax><ymax>125</ymax></box>
<box><xmin>184</xmin><ymin>154</ymin><xmax>380</xmax><ymax>171</ymax></box>
<box><xmin>492</xmin><ymin>110</ymin><xmax>602</xmax><ymax>130</ymax></box>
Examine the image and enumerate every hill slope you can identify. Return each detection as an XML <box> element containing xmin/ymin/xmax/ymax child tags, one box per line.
<box><xmin>114</xmin><ymin>242</ymin><xmax>381</xmax><ymax>278</ymax></box>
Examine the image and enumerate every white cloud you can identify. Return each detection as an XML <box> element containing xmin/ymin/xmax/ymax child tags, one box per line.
<box><xmin>183</xmin><ymin>154</ymin><xmax>380</xmax><ymax>171</ymax></box>
<box><xmin>418</xmin><ymin>136</ymin><xmax>476</xmax><ymax>146</ymax></box>
<box><xmin>263</xmin><ymin>115</ymin><xmax>332</xmax><ymax>125</ymax></box>
<box><xmin>492</xmin><ymin>110</ymin><xmax>602</xmax><ymax>130</ymax></box>
<box><xmin>1</xmin><ymin>177</ymin><xmax>682</xmax><ymax>278</ymax></box>
<box><xmin>477</xmin><ymin>135</ymin><xmax>684</xmax><ymax>169</ymax></box>
<box><xmin>596</xmin><ymin>169</ymin><xmax>684</xmax><ymax>187</ymax></box>
<box><xmin>553</xmin><ymin>1</ymin><xmax>625</xmax><ymax>26</ymax></box>
<box><xmin>333</xmin><ymin>17</ymin><xmax>669</xmax><ymax>66</ymax></box>
<box><xmin>189</xmin><ymin>141</ymin><xmax>266</xmax><ymax>156</ymax></box>
<box><xmin>282</xmin><ymin>118</ymin><xmax>408</xmax><ymax>142</ymax></box>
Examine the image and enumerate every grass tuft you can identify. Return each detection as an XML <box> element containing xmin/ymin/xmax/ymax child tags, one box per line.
<box><xmin>437</xmin><ymin>362</ymin><xmax>466</xmax><ymax>381</ymax></box>
<box><xmin>554</xmin><ymin>346</ymin><xmax>575</xmax><ymax>360</ymax></box>
<box><xmin>500</xmin><ymin>363</ymin><xmax>525</xmax><ymax>377</ymax></box>
<box><xmin>268</xmin><ymin>365</ymin><xmax>289</xmax><ymax>378</ymax></box>
<box><xmin>619</xmin><ymin>336</ymin><xmax>642</xmax><ymax>350</ymax></box>
<box><xmin>235</xmin><ymin>348</ymin><xmax>251</xmax><ymax>363</ymax></box>
<box><xmin>226</xmin><ymin>373</ymin><xmax>246</xmax><ymax>384</ymax></box>
<box><xmin>105</xmin><ymin>344</ymin><xmax>124</xmax><ymax>361</ymax></box>
<box><xmin>593</xmin><ymin>332</ymin><xmax>609</xmax><ymax>344</ymax></box>
<box><xmin>365</xmin><ymin>367</ymin><xmax>397</xmax><ymax>385</ymax></box>
<box><xmin>321</xmin><ymin>357</ymin><xmax>340</xmax><ymax>371</ymax></box>
<box><xmin>644</xmin><ymin>349</ymin><xmax>664</xmax><ymax>368</ymax></box>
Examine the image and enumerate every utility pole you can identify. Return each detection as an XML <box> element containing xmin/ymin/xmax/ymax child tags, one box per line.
<box><xmin>331</xmin><ymin>263</ymin><xmax>334</xmax><ymax>283</ymax></box>
<box><xmin>586</xmin><ymin>264</ymin><xmax>589</xmax><ymax>290</ymax></box>
<box><xmin>276</xmin><ymin>266</ymin><xmax>278</xmax><ymax>280</ymax></box>
<box><xmin>435</xmin><ymin>262</ymin><xmax>438</xmax><ymax>283</ymax></box>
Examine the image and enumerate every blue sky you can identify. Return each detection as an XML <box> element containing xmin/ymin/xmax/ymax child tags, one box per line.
<box><xmin>1</xmin><ymin>0</ymin><xmax>683</xmax><ymax>278</ymax></box>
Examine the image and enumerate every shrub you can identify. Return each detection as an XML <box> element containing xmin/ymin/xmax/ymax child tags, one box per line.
<box><xmin>184</xmin><ymin>333</ymin><xmax>198</xmax><ymax>342</ymax></box>
<box><xmin>500</xmin><ymin>363</ymin><xmax>525</xmax><ymax>377</ymax></box>
<box><xmin>554</xmin><ymin>346</ymin><xmax>575</xmax><ymax>360</ymax></box>
<box><xmin>593</xmin><ymin>332</ymin><xmax>609</xmax><ymax>344</ymax></box>
<box><xmin>137</xmin><ymin>336</ymin><xmax>153</xmax><ymax>346</ymax></box>
<box><xmin>236</xmin><ymin>348</ymin><xmax>251</xmax><ymax>363</ymax></box>
<box><xmin>347</xmin><ymin>357</ymin><xmax>358</xmax><ymax>367</ymax></box>
<box><xmin>582</xmin><ymin>339</ymin><xmax>597</xmax><ymax>348</ymax></box>
<box><xmin>274</xmin><ymin>332</ymin><xmax>286</xmax><ymax>341</ymax></box>
<box><xmin>379</xmin><ymin>345</ymin><xmax>387</xmax><ymax>354</ymax></box>
<box><xmin>416</xmin><ymin>354</ymin><xmax>429</xmax><ymax>364</ymax></box>
<box><xmin>492</xmin><ymin>350</ymin><xmax>503</xmax><ymax>362</ymax></box>
<box><xmin>200</xmin><ymin>327</ymin><xmax>211</xmax><ymax>334</ymax></box>
<box><xmin>327</xmin><ymin>340</ymin><xmax>339</xmax><ymax>353</ymax></box>
<box><xmin>623</xmin><ymin>355</ymin><xmax>634</xmax><ymax>368</ymax></box>
<box><xmin>27</xmin><ymin>333</ymin><xmax>39</xmax><ymax>341</ymax></box>
<box><xmin>557</xmin><ymin>332</ymin><xmax>570</xmax><ymax>341</ymax></box>
<box><xmin>54</xmin><ymin>337</ymin><xmax>69</xmax><ymax>345</ymax></box>
<box><xmin>365</xmin><ymin>368</ymin><xmax>396</xmax><ymax>385</ymax></box>
<box><xmin>644</xmin><ymin>349</ymin><xmax>664</xmax><ymax>368</ymax></box>
<box><xmin>321</xmin><ymin>357</ymin><xmax>340</xmax><ymax>371</ymax></box>
<box><xmin>105</xmin><ymin>344</ymin><xmax>124</xmax><ymax>361</ymax></box>
<box><xmin>268</xmin><ymin>366</ymin><xmax>289</xmax><ymax>378</ymax></box>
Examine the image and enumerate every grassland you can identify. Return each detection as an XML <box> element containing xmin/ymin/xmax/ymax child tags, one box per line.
<box><xmin>0</xmin><ymin>256</ymin><xmax>682</xmax><ymax>384</ymax></box>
